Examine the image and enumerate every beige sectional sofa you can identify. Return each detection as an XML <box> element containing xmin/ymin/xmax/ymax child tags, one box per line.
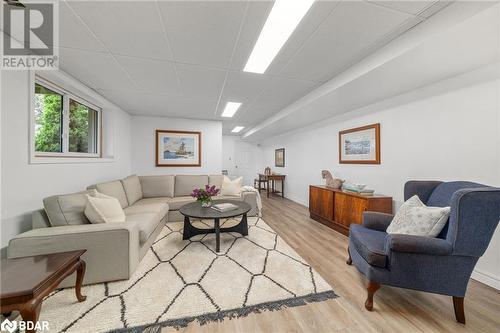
<box><xmin>7</xmin><ymin>174</ymin><xmax>258</xmax><ymax>287</ymax></box>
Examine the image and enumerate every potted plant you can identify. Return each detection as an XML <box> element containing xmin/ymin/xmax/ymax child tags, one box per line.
<box><xmin>191</xmin><ymin>185</ymin><xmax>220</xmax><ymax>207</ymax></box>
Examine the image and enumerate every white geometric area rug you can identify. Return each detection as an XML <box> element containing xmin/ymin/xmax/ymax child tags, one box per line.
<box><xmin>38</xmin><ymin>217</ymin><xmax>337</xmax><ymax>332</ymax></box>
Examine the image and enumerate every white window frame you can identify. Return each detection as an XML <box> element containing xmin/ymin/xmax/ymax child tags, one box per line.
<box><xmin>30</xmin><ymin>75</ymin><xmax>103</xmax><ymax>162</ymax></box>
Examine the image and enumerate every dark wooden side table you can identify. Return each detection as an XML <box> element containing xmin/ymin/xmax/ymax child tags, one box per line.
<box><xmin>259</xmin><ymin>174</ymin><xmax>286</xmax><ymax>198</ymax></box>
<box><xmin>0</xmin><ymin>250</ymin><xmax>87</xmax><ymax>331</ymax></box>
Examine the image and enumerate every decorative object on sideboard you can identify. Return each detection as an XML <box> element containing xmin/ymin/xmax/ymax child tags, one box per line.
<box><xmin>190</xmin><ymin>185</ymin><xmax>220</xmax><ymax>207</ymax></box>
<box><xmin>156</xmin><ymin>130</ymin><xmax>201</xmax><ymax>167</ymax></box>
<box><xmin>321</xmin><ymin>170</ymin><xmax>344</xmax><ymax>189</ymax></box>
<box><xmin>275</xmin><ymin>148</ymin><xmax>285</xmax><ymax>167</ymax></box>
<box><xmin>343</xmin><ymin>183</ymin><xmax>375</xmax><ymax>196</ymax></box>
<box><xmin>264</xmin><ymin>166</ymin><xmax>271</xmax><ymax>175</ymax></box>
<box><xmin>339</xmin><ymin>123</ymin><xmax>380</xmax><ymax>164</ymax></box>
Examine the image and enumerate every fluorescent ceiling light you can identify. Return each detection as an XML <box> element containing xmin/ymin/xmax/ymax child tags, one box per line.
<box><xmin>243</xmin><ymin>0</ymin><xmax>315</xmax><ymax>74</ymax></box>
<box><xmin>221</xmin><ymin>102</ymin><xmax>242</xmax><ymax>117</ymax></box>
<box><xmin>231</xmin><ymin>126</ymin><xmax>245</xmax><ymax>133</ymax></box>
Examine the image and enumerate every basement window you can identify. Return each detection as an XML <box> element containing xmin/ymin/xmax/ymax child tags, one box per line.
<box><xmin>32</xmin><ymin>78</ymin><xmax>102</xmax><ymax>159</ymax></box>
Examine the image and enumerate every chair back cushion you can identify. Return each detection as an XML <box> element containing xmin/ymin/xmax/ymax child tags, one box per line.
<box><xmin>121</xmin><ymin>175</ymin><xmax>143</xmax><ymax>205</ymax></box>
<box><xmin>43</xmin><ymin>190</ymin><xmax>96</xmax><ymax>226</ymax></box>
<box><xmin>175</xmin><ymin>175</ymin><xmax>208</xmax><ymax>197</ymax></box>
<box><xmin>427</xmin><ymin>181</ymin><xmax>486</xmax><ymax>207</ymax></box>
<box><xmin>140</xmin><ymin>175</ymin><xmax>175</xmax><ymax>198</ymax></box>
<box><xmin>426</xmin><ymin>181</ymin><xmax>487</xmax><ymax>239</ymax></box>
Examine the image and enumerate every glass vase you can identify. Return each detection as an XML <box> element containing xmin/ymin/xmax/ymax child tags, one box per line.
<box><xmin>200</xmin><ymin>198</ymin><xmax>212</xmax><ymax>208</ymax></box>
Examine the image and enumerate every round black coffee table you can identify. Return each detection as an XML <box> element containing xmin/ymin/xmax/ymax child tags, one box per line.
<box><xmin>179</xmin><ymin>200</ymin><xmax>251</xmax><ymax>252</ymax></box>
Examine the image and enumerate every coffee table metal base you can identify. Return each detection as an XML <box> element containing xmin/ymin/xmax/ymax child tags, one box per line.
<box><xmin>182</xmin><ymin>214</ymin><xmax>248</xmax><ymax>252</ymax></box>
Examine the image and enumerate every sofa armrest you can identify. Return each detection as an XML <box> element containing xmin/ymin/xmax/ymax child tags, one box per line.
<box><xmin>7</xmin><ymin>222</ymin><xmax>140</xmax><ymax>285</ymax></box>
<box><xmin>386</xmin><ymin>234</ymin><xmax>452</xmax><ymax>255</ymax></box>
<box><xmin>362</xmin><ymin>211</ymin><xmax>394</xmax><ymax>232</ymax></box>
<box><xmin>241</xmin><ymin>191</ymin><xmax>259</xmax><ymax>216</ymax></box>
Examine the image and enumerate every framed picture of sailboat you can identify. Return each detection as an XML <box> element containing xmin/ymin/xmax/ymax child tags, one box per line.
<box><xmin>156</xmin><ymin>130</ymin><xmax>201</xmax><ymax>167</ymax></box>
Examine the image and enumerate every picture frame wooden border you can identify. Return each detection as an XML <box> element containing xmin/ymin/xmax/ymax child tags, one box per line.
<box><xmin>275</xmin><ymin>148</ymin><xmax>285</xmax><ymax>167</ymax></box>
<box><xmin>339</xmin><ymin>123</ymin><xmax>380</xmax><ymax>164</ymax></box>
<box><xmin>155</xmin><ymin>130</ymin><xmax>201</xmax><ymax>167</ymax></box>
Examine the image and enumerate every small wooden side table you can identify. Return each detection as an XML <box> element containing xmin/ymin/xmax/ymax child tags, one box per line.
<box><xmin>259</xmin><ymin>174</ymin><xmax>286</xmax><ymax>198</ymax></box>
<box><xmin>0</xmin><ymin>250</ymin><xmax>87</xmax><ymax>332</ymax></box>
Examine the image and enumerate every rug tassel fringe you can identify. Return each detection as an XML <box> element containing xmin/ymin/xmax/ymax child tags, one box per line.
<box><xmin>116</xmin><ymin>291</ymin><xmax>337</xmax><ymax>333</ymax></box>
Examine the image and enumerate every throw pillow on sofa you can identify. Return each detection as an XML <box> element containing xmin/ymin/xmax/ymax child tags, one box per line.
<box><xmin>84</xmin><ymin>192</ymin><xmax>126</xmax><ymax>224</ymax></box>
<box><xmin>221</xmin><ymin>176</ymin><xmax>243</xmax><ymax>196</ymax></box>
<box><xmin>387</xmin><ymin>195</ymin><xmax>450</xmax><ymax>237</ymax></box>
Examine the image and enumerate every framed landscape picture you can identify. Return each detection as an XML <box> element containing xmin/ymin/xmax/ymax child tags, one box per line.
<box><xmin>339</xmin><ymin>123</ymin><xmax>380</xmax><ymax>164</ymax></box>
<box><xmin>275</xmin><ymin>148</ymin><xmax>285</xmax><ymax>167</ymax></box>
<box><xmin>156</xmin><ymin>130</ymin><xmax>201</xmax><ymax>167</ymax></box>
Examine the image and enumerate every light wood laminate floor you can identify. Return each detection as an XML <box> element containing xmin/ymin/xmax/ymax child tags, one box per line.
<box><xmin>166</xmin><ymin>195</ymin><xmax>500</xmax><ymax>333</ymax></box>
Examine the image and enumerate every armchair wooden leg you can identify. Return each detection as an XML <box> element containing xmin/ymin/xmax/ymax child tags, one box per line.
<box><xmin>365</xmin><ymin>281</ymin><xmax>380</xmax><ymax>311</ymax></box>
<box><xmin>346</xmin><ymin>247</ymin><xmax>352</xmax><ymax>265</ymax></box>
<box><xmin>453</xmin><ymin>296</ymin><xmax>465</xmax><ymax>324</ymax></box>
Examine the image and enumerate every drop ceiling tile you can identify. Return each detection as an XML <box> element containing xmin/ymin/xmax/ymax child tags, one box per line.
<box><xmin>59</xmin><ymin>48</ymin><xmax>136</xmax><ymax>92</ymax></box>
<box><xmin>175</xmin><ymin>63</ymin><xmax>227</xmax><ymax>100</ymax></box>
<box><xmin>236</xmin><ymin>77</ymin><xmax>319</xmax><ymax>124</ymax></box>
<box><xmin>115</xmin><ymin>55</ymin><xmax>181</xmax><ymax>95</ymax></box>
<box><xmin>279</xmin><ymin>0</ymin><xmax>413</xmax><ymax>82</ymax></box>
<box><xmin>368</xmin><ymin>0</ymin><xmax>439</xmax><ymax>15</ymax></box>
<box><xmin>52</xmin><ymin>2</ymin><xmax>106</xmax><ymax>52</ymax></box>
<box><xmin>158</xmin><ymin>1</ymin><xmax>247</xmax><ymax>68</ymax></box>
<box><xmin>98</xmin><ymin>89</ymin><xmax>218</xmax><ymax>119</ymax></box>
<box><xmin>67</xmin><ymin>1</ymin><xmax>174</xmax><ymax>60</ymax></box>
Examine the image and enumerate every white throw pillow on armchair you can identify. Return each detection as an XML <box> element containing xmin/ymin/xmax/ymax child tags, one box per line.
<box><xmin>84</xmin><ymin>192</ymin><xmax>126</xmax><ymax>223</ymax></box>
<box><xmin>386</xmin><ymin>195</ymin><xmax>450</xmax><ymax>237</ymax></box>
<box><xmin>220</xmin><ymin>176</ymin><xmax>243</xmax><ymax>196</ymax></box>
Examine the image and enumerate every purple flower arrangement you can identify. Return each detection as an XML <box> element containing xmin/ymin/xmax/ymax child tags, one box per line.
<box><xmin>191</xmin><ymin>185</ymin><xmax>220</xmax><ymax>207</ymax></box>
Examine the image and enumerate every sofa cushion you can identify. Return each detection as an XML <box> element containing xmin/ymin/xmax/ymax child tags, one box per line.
<box><xmin>126</xmin><ymin>213</ymin><xmax>160</xmax><ymax>244</ymax></box>
<box><xmin>140</xmin><ymin>175</ymin><xmax>175</xmax><ymax>198</ymax></box>
<box><xmin>95</xmin><ymin>181</ymin><xmax>129</xmax><ymax>208</ymax></box>
<box><xmin>350</xmin><ymin>224</ymin><xmax>388</xmax><ymax>268</ymax></box>
<box><xmin>165</xmin><ymin>196</ymin><xmax>196</xmax><ymax>210</ymax></box>
<box><xmin>124</xmin><ymin>202</ymin><xmax>169</xmax><ymax>221</ymax></box>
<box><xmin>214</xmin><ymin>195</ymin><xmax>242</xmax><ymax>201</ymax></box>
<box><xmin>43</xmin><ymin>190</ymin><xmax>96</xmax><ymax>227</ymax></box>
<box><xmin>85</xmin><ymin>192</ymin><xmax>126</xmax><ymax>224</ymax></box>
<box><xmin>134</xmin><ymin>197</ymin><xmax>170</xmax><ymax>205</ymax></box>
<box><xmin>121</xmin><ymin>175</ymin><xmax>142</xmax><ymax>205</ymax></box>
<box><xmin>209</xmin><ymin>175</ymin><xmax>224</xmax><ymax>189</ymax></box>
<box><xmin>175</xmin><ymin>175</ymin><xmax>208</xmax><ymax>197</ymax></box>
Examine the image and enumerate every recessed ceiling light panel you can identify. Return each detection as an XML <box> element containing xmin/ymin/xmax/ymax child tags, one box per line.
<box><xmin>243</xmin><ymin>0</ymin><xmax>315</xmax><ymax>74</ymax></box>
<box><xmin>231</xmin><ymin>126</ymin><xmax>245</xmax><ymax>133</ymax></box>
<box><xmin>221</xmin><ymin>102</ymin><xmax>242</xmax><ymax>117</ymax></box>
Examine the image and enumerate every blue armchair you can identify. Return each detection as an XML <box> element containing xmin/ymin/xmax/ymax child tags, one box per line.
<box><xmin>346</xmin><ymin>181</ymin><xmax>500</xmax><ymax>324</ymax></box>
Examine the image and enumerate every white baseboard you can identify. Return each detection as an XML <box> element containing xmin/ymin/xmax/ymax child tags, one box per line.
<box><xmin>471</xmin><ymin>269</ymin><xmax>500</xmax><ymax>290</ymax></box>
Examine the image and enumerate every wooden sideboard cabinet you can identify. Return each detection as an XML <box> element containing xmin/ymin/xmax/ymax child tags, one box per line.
<box><xmin>309</xmin><ymin>185</ymin><xmax>393</xmax><ymax>236</ymax></box>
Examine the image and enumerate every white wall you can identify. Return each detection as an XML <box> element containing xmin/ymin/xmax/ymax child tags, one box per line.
<box><xmin>1</xmin><ymin>70</ymin><xmax>132</xmax><ymax>249</ymax></box>
<box><xmin>257</xmin><ymin>76</ymin><xmax>500</xmax><ymax>289</ymax></box>
<box><xmin>131</xmin><ymin>116</ymin><xmax>222</xmax><ymax>175</ymax></box>
<box><xmin>222</xmin><ymin>135</ymin><xmax>260</xmax><ymax>186</ymax></box>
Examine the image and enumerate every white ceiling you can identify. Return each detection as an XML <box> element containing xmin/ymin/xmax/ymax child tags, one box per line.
<box><xmin>45</xmin><ymin>1</ymin><xmax>451</xmax><ymax>134</ymax></box>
